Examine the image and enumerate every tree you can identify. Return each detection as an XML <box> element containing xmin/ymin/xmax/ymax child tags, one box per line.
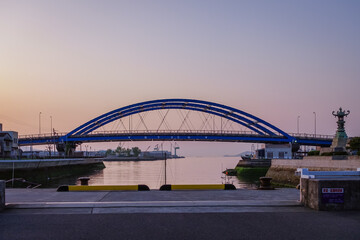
<box><xmin>105</xmin><ymin>149</ymin><xmax>113</xmax><ymax>156</ymax></box>
<box><xmin>115</xmin><ymin>146</ymin><xmax>123</xmax><ymax>154</ymax></box>
<box><xmin>132</xmin><ymin>147</ymin><xmax>141</xmax><ymax>157</ymax></box>
<box><xmin>349</xmin><ymin>137</ymin><xmax>360</xmax><ymax>152</ymax></box>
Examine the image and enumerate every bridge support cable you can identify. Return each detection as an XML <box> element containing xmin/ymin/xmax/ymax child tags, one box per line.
<box><xmin>137</xmin><ymin>112</ymin><xmax>149</xmax><ymax>132</ymax></box>
<box><xmin>71</xmin><ymin>105</ymin><xmax>269</xmax><ymax>137</ymax></box>
<box><xmin>177</xmin><ymin>110</ymin><xmax>192</xmax><ymax>132</ymax></box>
<box><xmin>156</xmin><ymin>109</ymin><xmax>171</xmax><ymax>132</ymax></box>
<box><xmin>199</xmin><ymin>112</ymin><xmax>212</xmax><ymax>131</ymax></box>
<box><xmin>159</xmin><ymin>109</ymin><xmax>172</xmax><ymax>131</ymax></box>
<box><xmin>61</xmin><ymin>99</ymin><xmax>297</xmax><ymax>142</ymax></box>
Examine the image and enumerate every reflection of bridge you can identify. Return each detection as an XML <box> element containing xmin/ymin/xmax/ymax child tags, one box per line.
<box><xmin>18</xmin><ymin>99</ymin><xmax>333</xmax><ymax>147</ymax></box>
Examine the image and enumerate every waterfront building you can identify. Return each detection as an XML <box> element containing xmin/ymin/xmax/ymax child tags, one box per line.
<box><xmin>139</xmin><ymin>150</ymin><xmax>172</xmax><ymax>159</ymax></box>
<box><xmin>256</xmin><ymin>144</ymin><xmax>292</xmax><ymax>159</ymax></box>
<box><xmin>0</xmin><ymin>123</ymin><xmax>19</xmax><ymax>158</ymax></box>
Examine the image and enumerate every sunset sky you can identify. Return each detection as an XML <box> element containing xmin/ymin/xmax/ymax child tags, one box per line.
<box><xmin>1</xmin><ymin>1</ymin><xmax>359</xmax><ymax>156</ymax></box>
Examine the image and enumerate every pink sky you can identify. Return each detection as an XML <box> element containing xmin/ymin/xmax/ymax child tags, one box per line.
<box><xmin>1</xmin><ymin>1</ymin><xmax>359</xmax><ymax>156</ymax></box>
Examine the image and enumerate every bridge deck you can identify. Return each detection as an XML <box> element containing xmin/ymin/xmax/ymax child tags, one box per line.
<box><xmin>18</xmin><ymin>131</ymin><xmax>333</xmax><ymax>147</ymax></box>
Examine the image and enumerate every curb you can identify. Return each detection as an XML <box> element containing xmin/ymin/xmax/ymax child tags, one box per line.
<box><xmin>57</xmin><ymin>184</ymin><xmax>150</xmax><ymax>192</ymax></box>
<box><xmin>159</xmin><ymin>184</ymin><xmax>236</xmax><ymax>191</ymax></box>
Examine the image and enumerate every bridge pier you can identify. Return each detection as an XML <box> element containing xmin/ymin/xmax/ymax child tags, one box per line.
<box><xmin>56</xmin><ymin>142</ymin><xmax>77</xmax><ymax>157</ymax></box>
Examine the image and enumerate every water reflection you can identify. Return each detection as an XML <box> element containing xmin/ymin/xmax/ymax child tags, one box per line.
<box><xmin>45</xmin><ymin>157</ymin><xmax>260</xmax><ymax>189</ymax></box>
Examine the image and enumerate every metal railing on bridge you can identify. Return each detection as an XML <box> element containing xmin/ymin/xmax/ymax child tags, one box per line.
<box><xmin>19</xmin><ymin>130</ymin><xmax>334</xmax><ymax>140</ymax></box>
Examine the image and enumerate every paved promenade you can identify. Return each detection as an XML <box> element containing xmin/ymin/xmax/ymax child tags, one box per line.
<box><xmin>1</xmin><ymin>188</ymin><xmax>360</xmax><ymax>240</ymax></box>
<box><xmin>4</xmin><ymin>188</ymin><xmax>302</xmax><ymax>214</ymax></box>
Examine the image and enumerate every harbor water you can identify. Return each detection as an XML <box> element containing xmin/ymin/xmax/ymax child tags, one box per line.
<box><xmin>45</xmin><ymin>157</ymin><xmax>259</xmax><ymax>189</ymax></box>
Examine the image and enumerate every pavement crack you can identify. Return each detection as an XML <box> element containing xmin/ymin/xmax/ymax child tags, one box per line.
<box><xmin>97</xmin><ymin>192</ymin><xmax>111</xmax><ymax>202</ymax></box>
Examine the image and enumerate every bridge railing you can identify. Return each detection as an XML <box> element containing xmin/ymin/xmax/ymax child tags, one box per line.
<box><xmin>289</xmin><ymin>133</ymin><xmax>334</xmax><ymax>139</ymax></box>
<box><xmin>88</xmin><ymin>129</ymin><xmax>260</xmax><ymax>136</ymax></box>
<box><xmin>19</xmin><ymin>130</ymin><xmax>335</xmax><ymax>140</ymax></box>
<box><xmin>19</xmin><ymin>130</ymin><xmax>265</xmax><ymax>139</ymax></box>
<box><xmin>19</xmin><ymin>133</ymin><xmax>67</xmax><ymax>139</ymax></box>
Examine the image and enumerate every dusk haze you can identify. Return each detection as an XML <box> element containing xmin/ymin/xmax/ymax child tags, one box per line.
<box><xmin>1</xmin><ymin>1</ymin><xmax>360</xmax><ymax>239</ymax></box>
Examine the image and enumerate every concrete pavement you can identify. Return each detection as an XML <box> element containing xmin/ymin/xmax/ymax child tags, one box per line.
<box><xmin>1</xmin><ymin>188</ymin><xmax>360</xmax><ymax>240</ymax></box>
<box><xmin>3</xmin><ymin>188</ymin><xmax>303</xmax><ymax>214</ymax></box>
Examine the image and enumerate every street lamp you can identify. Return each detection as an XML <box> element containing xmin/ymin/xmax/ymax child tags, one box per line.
<box><xmin>313</xmin><ymin>112</ymin><xmax>316</xmax><ymax>137</ymax></box>
<box><xmin>50</xmin><ymin>116</ymin><xmax>53</xmax><ymax>153</ymax></box>
<box><xmin>297</xmin><ymin>116</ymin><xmax>300</xmax><ymax>134</ymax></box>
<box><xmin>39</xmin><ymin>112</ymin><xmax>42</xmax><ymax>135</ymax></box>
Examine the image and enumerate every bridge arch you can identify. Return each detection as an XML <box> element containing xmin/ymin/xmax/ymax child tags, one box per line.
<box><xmin>61</xmin><ymin>99</ymin><xmax>294</xmax><ymax>142</ymax></box>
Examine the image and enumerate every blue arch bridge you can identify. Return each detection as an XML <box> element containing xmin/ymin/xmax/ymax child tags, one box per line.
<box><xmin>18</xmin><ymin>99</ymin><xmax>333</xmax><ymax>152</ymax></box>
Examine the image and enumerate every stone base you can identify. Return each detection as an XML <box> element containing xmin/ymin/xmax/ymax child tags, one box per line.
<box><xmin>300</xmin><ymin>178</ymin><xmax>360</xmax><ymax>210</ymax></box>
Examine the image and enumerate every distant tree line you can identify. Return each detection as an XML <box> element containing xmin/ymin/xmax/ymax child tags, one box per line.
<box><xmin>106</xmin><ymin>146</ymin><xmax>141</xmax><ymax>157</ymax></box>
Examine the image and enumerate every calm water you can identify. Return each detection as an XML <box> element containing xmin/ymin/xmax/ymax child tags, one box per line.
<box><xmin>50</xmin><ymin>157</ymin><xmax>258</xmax><ymax>189</ymax></box>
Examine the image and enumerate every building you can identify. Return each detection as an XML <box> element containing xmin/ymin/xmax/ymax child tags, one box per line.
<box><xmin>256</xmin><ymin>144</ymin><xmax>292</xmax><ymax>159</ymax></box>
<box><xmin>0</xmin><ymin>123</ymin><xmax>19</xmax><ymax>158</ymax></box>
<box><xmin>139</xmin><ymin>150</ymin><xmax>172</xmax><ymax>159</ymax></box>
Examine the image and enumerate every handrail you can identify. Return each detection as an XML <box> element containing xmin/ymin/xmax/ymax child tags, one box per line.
<box><xmin>19</xmin><ymin>130</ymin><xmax>335</xmax><ymax>139</ymax></box>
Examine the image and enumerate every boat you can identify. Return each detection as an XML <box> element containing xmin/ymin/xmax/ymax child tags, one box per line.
<box><xmin>222</xmin><ymin>169</ymin><xmax>237</xmax><ymax>176</ymax></box>
<box><xmin>241</xmin><ymin>154</ymin><xmax>253</xmax><ymax>161</ymax></box>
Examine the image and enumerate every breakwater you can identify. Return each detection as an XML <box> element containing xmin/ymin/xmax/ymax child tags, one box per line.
<box><xmin>0</xmin><ymin>158</ymin><xmax>105</xmax><ymax>187</ymax></box>
<box><xmin>0</xmin><ymin>158</ymin><xmax>104</xmax><ymax>172</ymax></box>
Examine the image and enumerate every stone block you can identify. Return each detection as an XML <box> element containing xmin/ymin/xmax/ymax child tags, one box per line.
<box><xmin>0</xmin><ymin>180</ymin><xmax>5</xmax><ymax>212</ymax></box>
<box><xmin>301</xmin><ymin>178</ymin><xmax>360</xmax><ymax>210</ymax></box>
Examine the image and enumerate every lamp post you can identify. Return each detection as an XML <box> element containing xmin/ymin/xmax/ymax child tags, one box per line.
<box><xmin>50</xmin><ymin>116</ymin><xmax>53</xmax><ymax>153</ymax></box>
<box><xmin>313</xmin><ymin>112</ymin><xmax>316</xmax><ymax>137</ymax></box>
<box><xmin>297</xmin><ymin>116</ymin><xmax>300</xmax><ymax>134</ymax></box>
<box><xmin>39</xmin><ymin>112</ymin><xmax>42</xmax><ymax>135</ymax></box>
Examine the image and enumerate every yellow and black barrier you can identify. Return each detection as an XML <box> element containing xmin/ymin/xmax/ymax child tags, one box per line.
<box><xmin>57</xmin><ymin>184</ymin><xmax>150</xmax><ymax>192</ymax></box>
<box><xmin>159</xmin><ymin>184</ymin><xmax>236</xmax><ymax>191</ymax></box>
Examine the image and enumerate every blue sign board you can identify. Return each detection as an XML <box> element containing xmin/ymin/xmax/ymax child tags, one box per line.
<box><xmin>321</xmin><ymin>188</ymin><xmax>344</xmax><ymax>204</ymax></box>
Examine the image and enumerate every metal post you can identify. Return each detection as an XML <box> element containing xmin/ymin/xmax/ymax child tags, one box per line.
<box><xmin>313</xmin><ymin>112</ymin><xmax>316</xmax><ymax>137</ymax></box>
<box><xmin>297</xmin><ymin>116</ymin><xmax>300</xmax><ymax>134</ymax></box>
<box><xmin>164</xmin><ymin>152</ymin><xmax>167</xmax><ymax>185</ymax></box>
<box><xmin>39</xmin><ymin>112</ymin><xmax>42</xmax><ymax>135</ymax></box>
<box><xmin>50</xmin><ymin>116</ymin><xmax>52</xmax><ymax>154</ymax></box>
<box><xmin>221</xmin><ymin>117</ymin><xmax>223</xmax><ymax>134</ymax></box>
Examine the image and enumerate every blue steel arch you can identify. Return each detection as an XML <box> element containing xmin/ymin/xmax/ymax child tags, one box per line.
<box><xmin>61</xmin><ymin>99</ymin><xmax>295</xmax><ymax>141</ymax></box>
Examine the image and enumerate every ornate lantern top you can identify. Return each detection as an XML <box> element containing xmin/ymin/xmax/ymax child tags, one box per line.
<box><xmin>332</xmin><ymin>107</ymin><xmax>350</xmax><ymax>118</ymax></box>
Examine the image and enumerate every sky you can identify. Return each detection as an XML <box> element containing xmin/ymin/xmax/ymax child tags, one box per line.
<box><xmin>1</xmin><ymin>0</ymin><xmax>359</xmax><ymax>156</ymax></box>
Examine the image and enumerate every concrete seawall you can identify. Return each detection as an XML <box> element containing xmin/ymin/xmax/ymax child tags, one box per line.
<box><xmin>0</xmin><ymin>158</ymin><xmax>104</xmax><ymax>172</ymax></box>
<box><xmin>266</xmin><ymin>156</ymin><xmax>360</xmax><ymax>186</ymax></box>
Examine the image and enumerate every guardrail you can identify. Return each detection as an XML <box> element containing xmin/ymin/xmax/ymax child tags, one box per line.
<box><xmin>296</xmin><ymin>168</ymin><xmax>360</xmax><ymax>179</ymax></box>
<box><xmin>289</xmin><ymin>133</ymin><xmax>334</xmax><ymax>139</ymax></box>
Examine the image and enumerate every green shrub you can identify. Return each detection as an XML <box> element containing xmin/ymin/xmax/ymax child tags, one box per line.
<box><xmin>349</xmin><ymin>137</ymin><xmax>360</xmax><ymax>152</ymax></box>
<box><xmin>321</xmin><ymin>152</ymin><xmax>333</xmax><ymax>156</ymax></box>
<box><xmin>333</xmin><ymin>151</ymin><xmax>348</xmax><ymax>156</ymax></box>
<box><xmin>308</xmin><ymin>150</ymin><xmax>320</xmax><ymax>156</ymax></box>
<box><xmin>357</xmin><ymin>151</ymin><xmax>360</xmax><ymax>156</ymax></box>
